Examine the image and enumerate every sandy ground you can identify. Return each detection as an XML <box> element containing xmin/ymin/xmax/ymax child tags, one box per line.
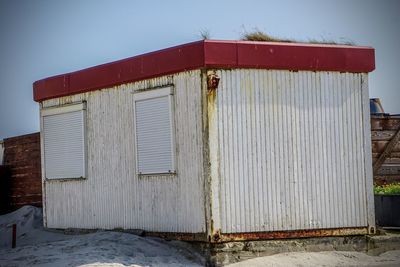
<box><xmin>0</xmin><ymin>206</ymin><xmax>203</xmax><ymax>266</ymax></box>
<box><xmin>1</xmin><ymin>206</ymin><xmax>400</xmax><ymax>267</ymax></box>
<box><xmin>228</xmin><ymin>250</ymin><xmax>400</xmax><ymax>267</ymax></box>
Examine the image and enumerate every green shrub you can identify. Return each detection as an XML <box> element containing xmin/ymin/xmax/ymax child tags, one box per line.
<box><xmin>374</xmin><ymin>183</ymin><xmax>400</xmax><ymax>195</ymax></box>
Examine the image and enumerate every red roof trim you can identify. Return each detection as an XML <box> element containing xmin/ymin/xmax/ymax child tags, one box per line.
<box><xmin>33</xmin><ymin>40</ymin><xmax>375</xmax><ymax>102</ymax></box>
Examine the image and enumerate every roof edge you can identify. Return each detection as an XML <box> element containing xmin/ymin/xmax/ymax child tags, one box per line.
<box><xmin>33</xmin><ymin>40</ymin><xmax>375</xmax><ymax>102</ymax></box>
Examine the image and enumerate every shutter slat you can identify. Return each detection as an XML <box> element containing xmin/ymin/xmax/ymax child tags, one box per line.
<box><xmin>43</xmin><ymin>109</ymin><xmax>86</xmax><ymax>179</ymax></box>
<box><xmin>135</xmin><ymin>95</ymin><xmax>174</xmax><ymax>174</ymax></box>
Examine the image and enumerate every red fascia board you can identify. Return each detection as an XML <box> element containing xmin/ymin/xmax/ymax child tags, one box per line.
<box><xmin>238</xmin><ymin>41</ymin><xmax>374</xmax><ymax>72</ymax></box>
<box><xmin>203</xmin><ymin>40</ymin><xmax>375</xmax><ymax>72</ymax></box>
<box><xmin>33</xmin><ymin>40</ymin><xmax>206</xmax><ymax>101</ymax></box>
<box><xmin>33</xmin><ymin>40</ymin><xmax>375</xmax><ymax>102</ymax></box>
<box><xmin>203</xmin><ymin>41</ymin><xmax>238</xmax><ymax>67</ymax></box>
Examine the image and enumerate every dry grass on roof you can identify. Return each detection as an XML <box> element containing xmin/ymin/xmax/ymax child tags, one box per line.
<box><xmin>241</xmin><ymin>29</ymin><xmax>355</xmax><ymax>46</ymax></box>
<box><xmin>241</xmin><ymin>30</ymin><xmax>294</xmax><ymax>43</ymax></box>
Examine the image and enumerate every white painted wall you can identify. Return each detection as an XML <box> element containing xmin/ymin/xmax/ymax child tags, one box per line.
<box><xmin>41</xmin><ymin>70</ymin><xmax>206</xmax><ymax>233</ymax></box>
<box><xmin>209</xmin><ymin>69</ymin><xmax>374</xmax><ymax>233</ymax></box>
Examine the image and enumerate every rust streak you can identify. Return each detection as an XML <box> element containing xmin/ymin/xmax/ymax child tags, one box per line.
<box><xmin>144</xmin><ymin>231</ymin><xmax>208</xmax><ymax>242</ymax></box>
<box><xmin>214</xmin><ymin>227</ymin><xmax>369</xmax><ymax>243</ymax></box>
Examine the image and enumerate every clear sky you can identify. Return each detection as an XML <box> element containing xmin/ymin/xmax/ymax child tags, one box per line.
<box><xmin>0</xmin><ymin>0</ymin><xmax>399</xmax><ymax>139</ymax></box>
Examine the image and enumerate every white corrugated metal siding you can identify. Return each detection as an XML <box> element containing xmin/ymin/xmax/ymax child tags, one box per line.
<box><xmin>210</xmin><ymin>69</ymin><xmax>373</xmax><ymax>233</ymax></box>
<box><xmin>41</xmin><ymin>70</ymin><xmax>205</xmax><ymax>233</ymax></box>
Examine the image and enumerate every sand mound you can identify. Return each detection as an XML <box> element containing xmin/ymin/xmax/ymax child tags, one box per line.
<box><xmin>0</xmin><ymin>206</ymin><xmax>204</xmax><ymax>266</ymax></box>
<box><xmin>0</xmin><ymin>206</ymin><xmax>42</xmax><ymax>248</ymax></box>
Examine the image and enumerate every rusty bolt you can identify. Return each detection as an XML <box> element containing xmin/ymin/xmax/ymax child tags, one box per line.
<box><xmin>207</xmin><ymin>74</ymin><xmax>220</xmax><ymax>90</ymax></box>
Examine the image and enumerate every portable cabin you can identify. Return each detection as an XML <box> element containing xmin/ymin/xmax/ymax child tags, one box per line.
<box><xmin>33</xmin><ymin>40</ymin><xmax>376</xmax><ymax>242</ymax></box>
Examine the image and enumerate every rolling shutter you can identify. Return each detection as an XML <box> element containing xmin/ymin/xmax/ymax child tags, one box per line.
<box><xmin>42</xmin><ymin>103</ymin><xmax>86</xmax><ymax>179</ymax></box>
<box><xmin>134</xmin><ymin>87</ymin><xmax>175</xmax><ymax>174</ymax></box>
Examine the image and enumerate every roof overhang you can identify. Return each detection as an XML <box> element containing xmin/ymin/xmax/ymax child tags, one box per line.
<box><xmin>33</xmin><ymin>40</ymin><xmax>375</xmax><ymax>102</ymax></box>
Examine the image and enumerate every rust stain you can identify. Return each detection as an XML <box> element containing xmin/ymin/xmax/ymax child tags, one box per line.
<box><xmin>207</xmin><ymin>82</ymin><xmax>217</xmax><ymax>124</ymax></box>
<box><xmin>212</xmin><ymin>227</ymin><xmax>369</xmax><ymax>243</ymax></box>
<box><xmin>212</xmin><ymin>229</ymin><xmax>221</xmax><ymax>242</ymax></box>
<box><xmin>207</xmin><ymin>87</ymin><xmax>217</xmax><ymax>103</ymax></box>
<box><xmin>145</xmin><ymin>227</ymin><xmax>369</xmax><ymax>243</ymax></box>
<box><xmin>144</xmin><ymin>231</ymin><xmax>208</xmax><ymax>242</ymax></box>
<box><xmin>126</xmin><ymin>227</ymin><xmax>369</xmax><ymax>243</ymax></box>
<box><xmin>207</xmin><ymin>83</ymin><xmax>218</xmax><ymax>243</ymax></box>
<box><xmin>207</xmin><ymin>74</ymin><xmax>220</xmax><ymax>90</ymax></box>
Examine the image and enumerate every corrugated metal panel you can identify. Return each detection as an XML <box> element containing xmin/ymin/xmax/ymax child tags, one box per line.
<box><xmin>135</xmin><ymin>95</ymin><xmax>174</xmax><ymax>174</ymax></box>
<box><xmin>41</xmin><ymin>71</ymin><xmax>205</xmax><ymax>233</ymax></box>
<box><xmin>361</xmin><ymin>73</ymin><xmax>375</xmax><ymax>231</ymax></box>
<box><xmin>43</xmin><ymin>109</ymin><xmax>86</xmax><ymax>179</ymax></box>
<box><xmin>211</xmin><ymin>69</ymin><xmax>371</xmax><ymax>233</ymax></box>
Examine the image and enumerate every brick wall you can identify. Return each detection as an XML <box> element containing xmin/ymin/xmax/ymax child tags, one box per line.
<box><xmin>2</xmin><ymin>132</ymin><xmax>42</xmax><ymax>212</ymax></box>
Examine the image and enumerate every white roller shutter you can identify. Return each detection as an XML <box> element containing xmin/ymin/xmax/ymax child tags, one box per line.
<box><xmin>42</xmin><ymin>103</ymin><xmax>86</xmax><ymax>179</ymax></box>
<box><xmin>134</xmin><ymin>87</ymin><xmax>175</xmax><ymax>174</ymax></box>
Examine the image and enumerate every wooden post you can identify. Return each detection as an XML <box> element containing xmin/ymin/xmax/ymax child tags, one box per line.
<box><xmin>12</xmin><ymin>224</ymin><xmax>16</xmax><ymax>248</ymax></box>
